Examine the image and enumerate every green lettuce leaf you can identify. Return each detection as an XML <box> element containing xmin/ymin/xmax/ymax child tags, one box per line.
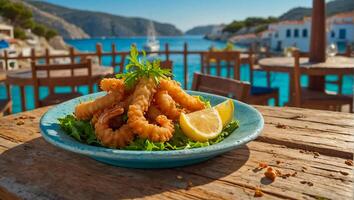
<box><xmin>58</xmin><ymin>115</ymin><xmax>100</xmax><ymax>145</ymax></box>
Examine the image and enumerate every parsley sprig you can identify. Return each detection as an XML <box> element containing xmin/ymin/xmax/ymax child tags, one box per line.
<box><xmin>116</xmin><ymin>46</ymin><xmax>172</xmax><ymax>89</ymax></box>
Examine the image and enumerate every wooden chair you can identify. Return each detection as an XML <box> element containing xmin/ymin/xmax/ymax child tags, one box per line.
<box><xmin>31</xmin><ymin>59</ymin><xmax>94</xmax><ymax>108</ymax></box>
<box><xmin>0</xmin><ymin>82</ymin><xmax>12</xmax><ymax>116</ymax></box>
<box><xmin>292</xmin><ymin>50</ymin><xmax>353</xmax><ymax>112</ymax></box>
<box><xmin>248</xmin><ymin>48</ymin><xmax>271</xmax><ymax>87</ymax></box>
<box><xmin>202</xmin><ymin>51</ymin><xmax>240</xmax><ymax>79</ymax></box>
<box><xmin>192</xmin><ymin>72</ymin><xmax>250</xmax><ymax>102</ymax></box>
<box><xmin>202</xmin><ymin>51</ymin><xmax>279</xmax><ymax>106</ymax></box>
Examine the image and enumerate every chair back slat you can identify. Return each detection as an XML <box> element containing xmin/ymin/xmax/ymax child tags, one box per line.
<box><xmin>33</xmin><ymin>62</ymin><xmax>91</xmax><ymax>71</ymax></box>
<box><xmin>202</xmin><ymin>51</ymin><xmax>241</xmax><ymax>80</ymax></box>
<box><xmin>192</xmin><ymin>72</ymin><xmax>250</xmax><ymax>101</ymax></box>
<box><xmin>31</xmin><ymin>59</ymin><xmax>93</xmax><ymax>108</ymax></box>
<box><xmin>37</xmin><ymin>76</ymin><xmax>93</xmax><ymax>87</ymax></box>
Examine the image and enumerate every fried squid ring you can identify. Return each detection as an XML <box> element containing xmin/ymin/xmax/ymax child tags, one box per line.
<box><xmin>127</xmin><ymin>78</ymin><xmax>174</xmax><ymax>142</ymax></box>
<box><xmin>94</xmin><ymin>105</ymin><xmax>135</xmax><ymax>148</ymax></box>
<box><xmin>128</xmin><ymin>105</ymin><xmax>174</xmax><ymax>142</ymax></box>
<box><xmin>159</xmin><ymin>79</ymin><xmax>205</xmax><ymax>112</ymax></box>
<box><xmin>154</xmin><ymin>90</ymin><xmax>183</xmax><ymax>120</ymax></box>
<box><xmin>74</xmin><ymin>78</ymin><xmax>125</xmax><ymax>120</ymax></box>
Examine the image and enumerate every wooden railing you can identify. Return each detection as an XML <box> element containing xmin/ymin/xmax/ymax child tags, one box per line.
<box><xmin>0</xmin><ymin>42</ymin><xmax>268</xmax><ymax>89</ymax></box>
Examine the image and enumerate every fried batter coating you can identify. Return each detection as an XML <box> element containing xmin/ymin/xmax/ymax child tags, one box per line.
<box><xmin>127</xmin><ymin>78</ymin><xmax>174</xmax><ymax>142</ymax></box>
<box><xmin>100</xmin><ymin>78</ymin><xmax>125</xmax><ymax>92</ymax></box>
<box><xmin>94</xmin><ymin>105</ymin><xmax>135</xmax><ymax>148</ymax></box>
<box><xmin>74</xmin><ymin>78</ymin><xmax>125</xmax><ymax>120</ymax></box>
<box><xmin>159</xmin><ymin>79</ymin><xmax>205</xmax><ymax>112</ymax></box>
<box><xmin>147</xmin><ymin>105</ymin><xmax>163</xmax><ymax>121</ymax></box>
<box><xmin>155</xmin><ymin>90</ymin><xmax>183</xmax><ymax>120</ymax></box>
<box><xmin>128</xmin><ymin>105</ymin><xmax>174</xmax><ymax>142</ymax></box>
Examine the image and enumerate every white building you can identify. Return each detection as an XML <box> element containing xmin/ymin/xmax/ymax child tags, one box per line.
<box><xmin>327</xmin><ymin>12</ymin><xmax>354</xmax><ymax>46</ymax></box>
<box><xmin>266</xmin><ymin>12</ymin><xmax>354</xmax><ymax>52</ymax></box>
<box><xmin>0</xmin><ymin>23</ymin><xmax>14</xmax><ymax>39</ymax></box>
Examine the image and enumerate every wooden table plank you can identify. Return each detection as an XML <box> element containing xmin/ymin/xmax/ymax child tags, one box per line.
<box><xmin>0</xmin><ymin>106</ymin><xmax>353</xmax><ymax>200</ymax></box>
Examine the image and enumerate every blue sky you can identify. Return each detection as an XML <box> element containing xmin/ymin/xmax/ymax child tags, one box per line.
<box><xmin>42</xmin><ymin>0</ymin><xmax>313</xmax><ymax>31</ymax></box>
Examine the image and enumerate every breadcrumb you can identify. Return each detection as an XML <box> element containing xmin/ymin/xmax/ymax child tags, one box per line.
<box><xmin>258</xmin><ymin>162</ymin><xmax>268</xmax><ymax>169</ymax></box>
<box><xmin>344</xmin><ymin>160</ymin><xmax>353</xmax><ymax>166</ymax></box>
<box><xmin>264</xmin><ymin>167</ymin><xmax>276</xmax><ymax>181</ymax></box>
<box><xmin>16</xmin><ymin>120</ymin><xmax>24</xmax><ymax>125</ymax></box>
<box><xmin>254</xmin><ymin>188</ymin><xmax>264</xmax><ymax>197</ymax></box>
<box><xmin>275</xmin><ymin>123</ymin><xmax>287</xmax><ymax>129</ymax></box>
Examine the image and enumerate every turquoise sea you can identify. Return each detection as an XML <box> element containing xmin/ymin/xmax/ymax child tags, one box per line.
<box><xmin>1</xmin><ymin>36</ymin><xmax>353</xmax><ymax>113</ymax></box>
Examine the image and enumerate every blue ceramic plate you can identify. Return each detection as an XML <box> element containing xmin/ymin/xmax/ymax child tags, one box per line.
<box><xmin>40</xmin><ymin>91</ymin><xmax>264</xmax><ymax>169</ymax></box>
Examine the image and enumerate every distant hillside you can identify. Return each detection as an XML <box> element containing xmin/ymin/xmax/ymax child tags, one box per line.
<box><xmin>280</xmin><ymin>0</ymin><xmax>354</xmax><ymax>20</ymax></box>
<box><xmin>27</xmin><ymin>1</ymin><xmax>183</xmax><ymax>38</ymax></box>
<box><xmin>22</xmin><ymin>1</ymin><xmax>89</xmax><ymax>39</ymax></box>
<box><xmin>185</xmin><ymin>25</ymin><xmax>220</xmax><ymax>35</ymax></box>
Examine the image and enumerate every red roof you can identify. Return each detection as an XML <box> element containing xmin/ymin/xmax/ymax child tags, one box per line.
<box><xmin>329</xmin><ymin>11</ymin><xmax>354</xmax><ymax>19</ymax></box>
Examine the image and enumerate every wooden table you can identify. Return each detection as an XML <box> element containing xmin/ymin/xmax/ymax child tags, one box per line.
<box><xmin>259</xmin><ymin>56</ymin><xmax>354</xmax><ymax>103</ymax></box>
<box><xmin>4</xmin><ymin>67</ymin><xmax>113</xmax><ymax>111</ymax></box>
<box><xmin>258</xmin><ymin>56</ymin><xmax>354</xmax><ymax>75</ymax></box>
<box><xmin>0</xmin><ymin>106</ymin><xmax>353</xmax><ymax>199</ymax></box>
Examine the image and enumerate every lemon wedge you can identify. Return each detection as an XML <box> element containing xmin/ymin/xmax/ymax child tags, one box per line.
<box><xmin>180</xmin><ymin>108</ymin><xmax>222</xmax><ymax>142</ymax></box>
<box><xmin>214</xmin><ymin>99</ymin><xmax>234</xmax><ymax>127</ymax></box>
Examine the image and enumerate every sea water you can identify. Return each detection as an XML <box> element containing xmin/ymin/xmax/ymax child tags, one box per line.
<box><xmin>1</xmin><ymin>36</ymin><xmax>352</xmax><ymax>113</ymax></box>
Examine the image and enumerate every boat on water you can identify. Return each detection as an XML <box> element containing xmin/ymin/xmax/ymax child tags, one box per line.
<box><xmin>143</xmin><ymin>21</ymin><xmax>160</xmax><ymax>53</ymax></box>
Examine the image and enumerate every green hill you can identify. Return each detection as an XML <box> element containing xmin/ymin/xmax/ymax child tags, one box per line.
<box><xmin>185</xmin><ymin>25</ymin><xmax>220</xmax><ymax>35</ymax></box>
<box><xmin>279</xmin><ymin>0</ymin><xmax>354</xmax><ymax>20</ymax></box>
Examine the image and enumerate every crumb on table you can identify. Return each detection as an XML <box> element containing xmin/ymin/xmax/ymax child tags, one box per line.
<box><xmin>344</xmin><ymin>160</ymin><xmax>353</xmax><ymax>166</ymax></box>
<box><xmin>259</xmin><ymin>162</ymin><xmax>268</xmax><ymax>169</ymax></box>
<box><xmin>254</xmin><ymin>188</ymin><xmax>264</xmax><ymax>197</ymax></box>
<box><xmin>264</xmin><ymin>167</ymin><xmax>276</xmax><ymax>181</ymax></box>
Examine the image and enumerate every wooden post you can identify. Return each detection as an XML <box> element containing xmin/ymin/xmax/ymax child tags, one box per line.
<box><xmin>20</xmin><ymin>86</ymin><xmax>26</xmax><ymax>111</ymax></box>
<box><xmin>111</xmin><ymin>43</ymin><xmax>117</xmax><ymax>73</ymax></box>
<box><xmin>69</xmin><ymin>47</ymin><xmax>76</xmax><ymax>91</ymax></box>
<box><xmin>234</xmin><ymin>52</ymin><xmax>241</xmax><ymax>80</ymax></box>
<box><xmin>207</xmin><ymin>51</ymin><xmax>211</xmax><ymax>75</ymax></box>
<box><xmin>216</xmin><ymin>59</ymin><xmax>221</xmax><ymax>76</ymax></box>
<box><xmin>293</xmin><ymin>50</ymin><xmax>301</xmax><ymax>107</ymax></box>
<box><xmin>45</xmin><ymin>48</ymin><xmax>50</xmax><ymax>64</ymax></box>
<box><xmin>119</xmin><ymin>54</ymin><xmax>125</xmax><ymax>73</ymax></box>
<box><xmin>45</xmin><ymin>48</ymin><xmax>54</xmax><ymax>94</ymax></box>
<box><xmin>309</xmin><ymin>0</ymin><xmax>326</xmax><ymax>91</ymax></box>
<box><xmin>31</xmin><ymin>61</ymin><xmax>40</xmax><ymax>109</ymax></box>
<box><xmin>87</xmin><ymin>58</ymin><xmax>93</xmax><ymax>93</ymax></box>
<box><xmin>3</xmin><ymin>50</ymin><xmax>8</xmax><ymax>71</ymax></box>
<box><xmin>165</xmin><ymin>43</ymin><xmax>170</xmax><ymax>61</ymax></box>
<box><xmin>249</xmin><ymin>48</ymin><xmax>254</xmax><ymax>85</ymax></box>
<box><xmin>69</xmin><ymin>47</ymin><xmax>75</xmax><ymax>64</ymax></box>
<box><xmin>183</xmin><ymin>43</ymin><xmax>188</xmax><ymax>89</ymax></box>
<box><xmin>31</xmin><ymin>48</ymin><xmax>36</xmax><ymax>64</ymax></box>
<box><xmin>200</xmin><ymin>53</ymin><xmax>205</xmax><ymax>73</ymax></box>
<box><xmin>5</xmin><ymin>83</ymin><xmax>12</xmax><ymax>114</ymax></box>
<box><xmin>96</xmin><ymin>43</ymin><xmax>103</xmax><ymax>65</ymax></box>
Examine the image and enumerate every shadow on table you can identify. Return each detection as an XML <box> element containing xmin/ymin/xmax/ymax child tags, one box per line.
<box><xmin>0</xmin><ymin>137</ymin><xmax>250</xmax><ymax>199</ymax></box>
